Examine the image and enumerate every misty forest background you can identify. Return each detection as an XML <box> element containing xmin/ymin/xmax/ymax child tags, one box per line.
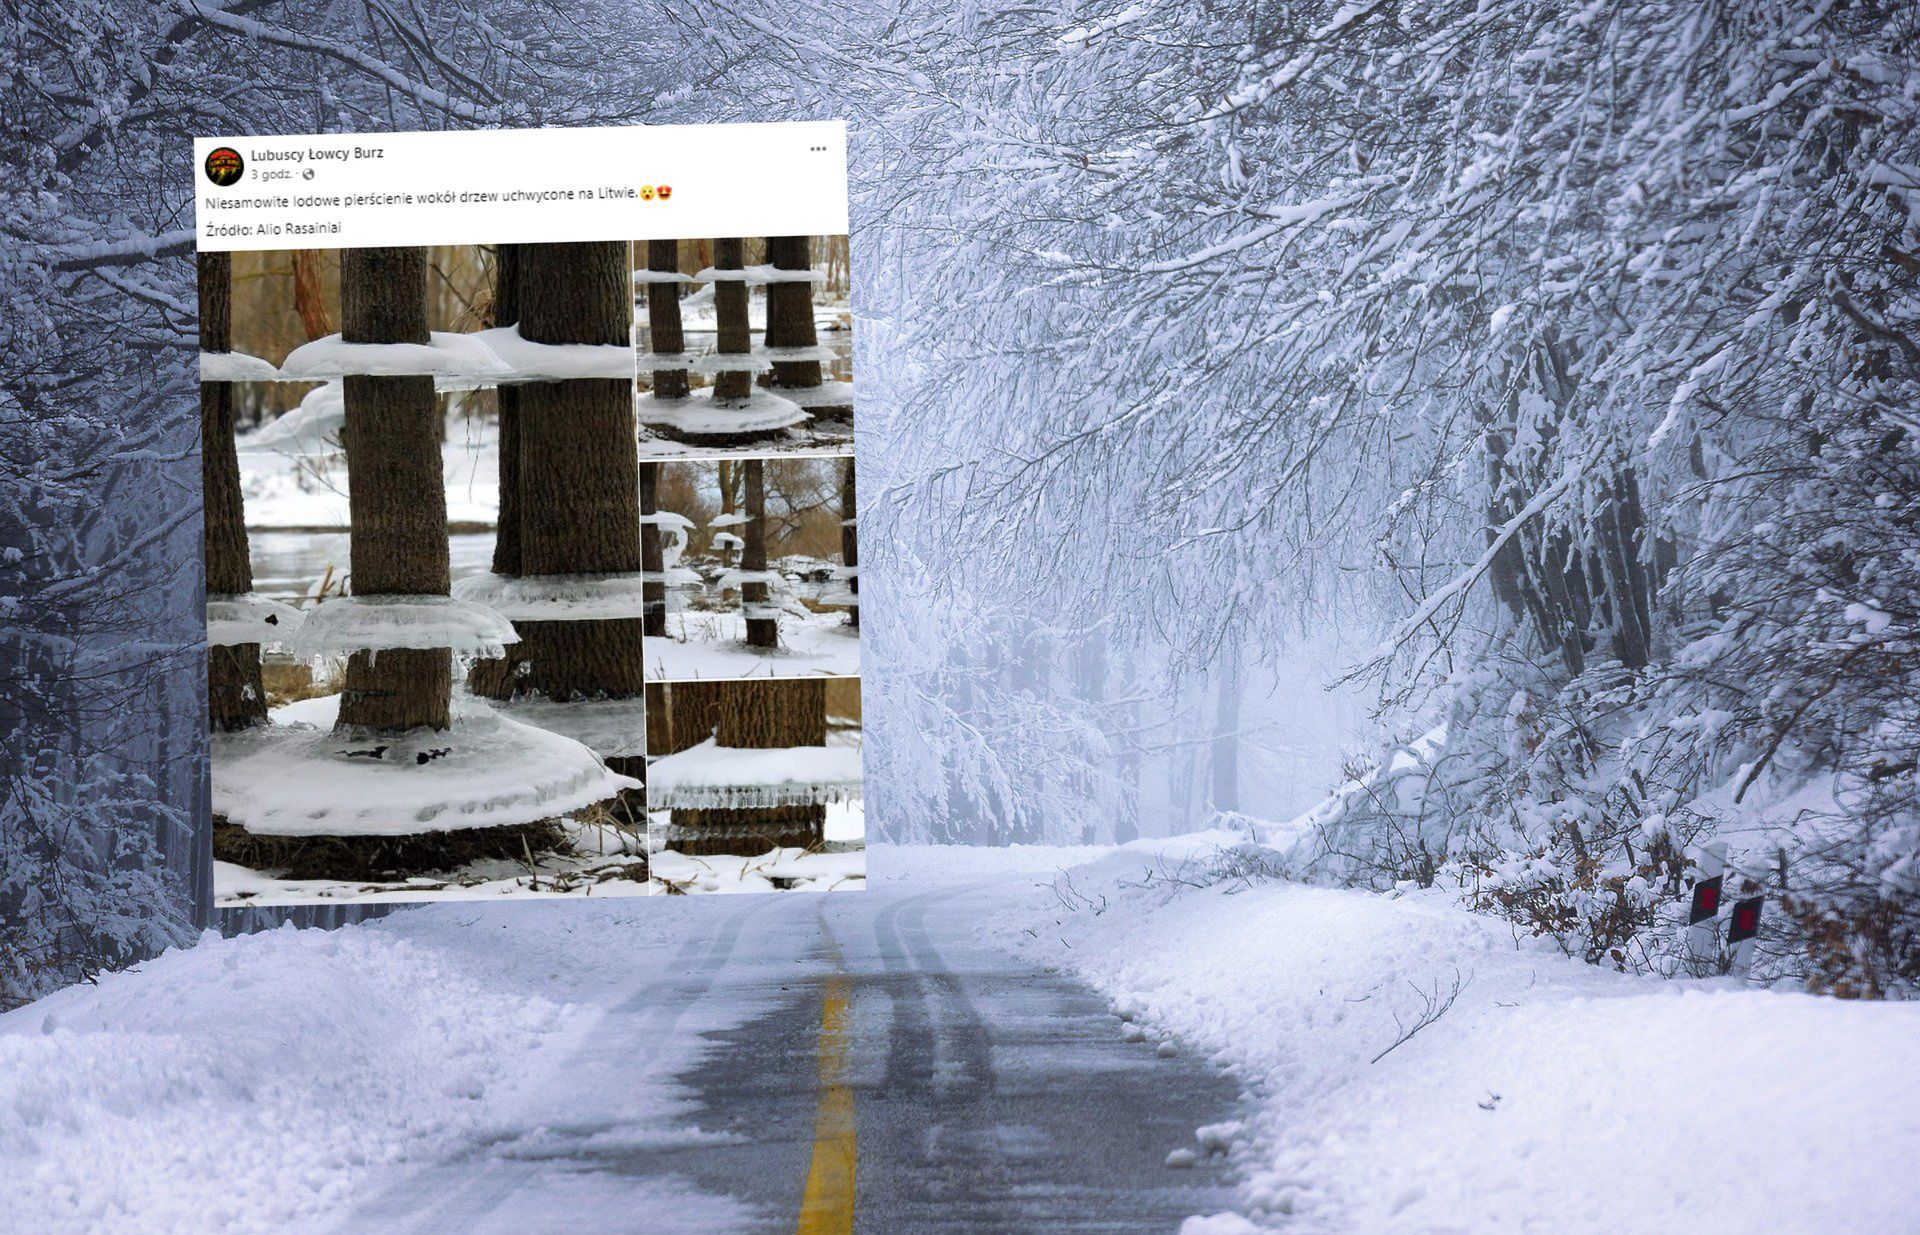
<box><xmin>3</xmin><ymin>0</ymin><xmax>1918</xmax><ymax>1004</ymax></box>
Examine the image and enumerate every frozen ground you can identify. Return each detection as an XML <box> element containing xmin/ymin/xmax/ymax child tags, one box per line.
<box><xmin>644</xmin><ymin>607</ymin><xmax>859</xmax><ymax>680</ymax></box>
<box><xmin>649</xmin><ymin>801</ymin><xmax>866</xmax><ymax>894</ymax></box>
<box><xmin>5</xmin><ymin>839</ymin><xmax>1911</xmax><ymax>1234</ymax></box>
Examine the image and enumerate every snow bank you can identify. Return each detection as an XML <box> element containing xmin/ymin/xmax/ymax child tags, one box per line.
<box><xmin>0</xmin><ymin>923</ymin><xmax>574</xmax><ymax>1234</ymax></box>
<box><xmin>213</xmin><ymin>701</ymin><xmax>638</xmax><ymax>837</ymax></box>
<box><xmin>235</xmin><ymin>381</ymin><xmax>344</xmax><ymax>457</ymax></box>
<box><xmin>1004</xmin><ymin>840</ymin><xmax>1920</xmax><ymax>1233</ymax></box>
<box><xmin>780</xmin><ymin>380</ymin><xmax>855</xmax><ymax>410</ymax></box>
<box><xmin>645</xmin><ymin>738</ymin><xmax>862</xmax><ymax>811</ymax></box>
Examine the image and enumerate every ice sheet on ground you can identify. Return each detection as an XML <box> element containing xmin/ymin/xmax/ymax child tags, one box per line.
<box><xmin>213</xmin><ymin>697</ymin><xmax>638</xmax><ymax>837</ymax></box>
<box><xmin>780</xmin><ymin>380</ymin><xmax>856</xmax><ymax>409</ymax></box>
<box><xmin>452</xmin><ymin>571</ymin><xmax>654</xmax><ymax>622</ymax></box>
<box><xmin>200</xmin><ymin>351</ymin><xmax>280</xmax><ymax>382</ymax></box>
<box><xmin>471</xmin><ymin>326</ymin><xmax>634</xmax><ymax>381</ymax></box>
<box><xmin>292</xmin><ymin>593</ymin><xmax>520</xmax><ymax>657</ymax></box>
<box><xmin>486</xmin><ymin>693</ymin><xmax>649</xmax><ymax>763</ymax></box>
<box><xmin>205</xmin><ymin>593</ymin><xmax>305</xmax><ymax>647</ymax></box>
<box><xmin>645</xmin><ymin>737</ymin><xmax>862</xmax><ymax>810</ymax></box>
<box><xmin>639</xmin><ymin>389</ymin><xmax>809</xmax><ymax>437</ymax></box>
<box><xmin>279</xmin><ymin>332</ymin><xmax>516</xmax><ymax>386</ymax></box>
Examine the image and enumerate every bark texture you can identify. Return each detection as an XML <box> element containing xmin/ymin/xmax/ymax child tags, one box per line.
<box><xmin>646</xmin><ymin>239</ymin><xmax>690</xmax><ymax>400</ymax></box>
<box><xmin>200</xmin><ymin>251</ymin><xmax>268</xmax><ymax>732</ymax></box>
<box><xmin>711</xmin><ymin>238</ymin><xmax>754</xmax><ymax>402</ymax></box>
<box><xmin>763</xmin><ymin>235</ymin><xmax>824</xmax><ymax>392</ymax></box>
<box><xmin>335</xmin><ymin>247</ymin><xmax>452</xmax><ymax>734</ymax></box>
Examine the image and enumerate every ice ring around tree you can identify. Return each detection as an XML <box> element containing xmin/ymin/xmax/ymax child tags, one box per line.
<box><xmin>471</xmin><ymin>326</ymin><xmax>634</xmax><ymax>382</ymax></box>
<box><xmin>199</xmin><ymin>351</ymin><xmax>280</xmax><ymax>382</ymax></box>
<box><xmin>640</xmin><ymin>389</ymin><xmax>808</xmax><ymax>438</ymax></box>
<box><xmin>754</xmin><ymin>345</ymin><xmax>839</xmax><ymax>365</ymax></box>
<box><xmin>646</xmin><ymin>738</ymin><xmax>863</xmax><ymax>811</ymax></box>
<box><xmin>745</xmin><ymin>264</ymin><xmax>828</xmax><ymax>285</ymax></box>
<box><xmin>691</xmin><ymin>351</ymin><xmax>774</xmax><ymax>376</ymax></box>
<box><xmin>211</xmin><ymin>700</ymin><xmax>639</xmax><ymax>837</ymax></box>
<box><xmin>451</xmin><ymin>571</ymin><xmax>660</xmax><ymax>622</ymax></box>
<box><xmin>280</xmin><ymin>331</ymin><xmax>516</xmax><ymax>384</ymax></box>
<box><xmin>632</xmin><ymin>270</ymin><xmax>694</xmax><ymax>285</ymax></box>
<box><xmin>291</xmin><ymin>594</ymin><xmax>520</xmax><ymax>658</ymax></box>
<box><xmin>206</xmin><ymin>593</ymin><xmax>306</xmax><ymax>647</ymax></box>
<box><xmin>637</xmin><ymin>352</ymin><xmax>696</xmax><ymax>371</ymax></box>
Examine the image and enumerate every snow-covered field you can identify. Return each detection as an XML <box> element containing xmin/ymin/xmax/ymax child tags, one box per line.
<box><xmin>996</xmin><ymin>835</ymin><xmax>1920</xmax><ymax>1234</ymax></box>
<box><xmin>643</xmin><ymin>607</ymin><xmax>858</xmax><ymax>680</ymax></box>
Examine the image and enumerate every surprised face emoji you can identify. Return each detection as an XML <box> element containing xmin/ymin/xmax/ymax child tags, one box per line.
<box><xmin>640</xmin><ymin>185</ymin><xmax>656</xmax><ymax>201</ymax></box>
<box><xmin>657</xmin><ymin>185</ymin><xmax>673</xmax><ymax>201</ymax></box>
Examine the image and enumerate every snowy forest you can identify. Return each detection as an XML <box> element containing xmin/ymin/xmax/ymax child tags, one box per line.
<box><xmin>4</xmin><ymin>0</ymin><xmax>1919</xmax><ymax>1006</ymax></box>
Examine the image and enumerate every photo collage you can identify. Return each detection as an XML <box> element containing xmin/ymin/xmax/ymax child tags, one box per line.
<box><xmin>199</xmin><ymin>235</ymin><xmax>863</xmax><ymax>904</ymax></box>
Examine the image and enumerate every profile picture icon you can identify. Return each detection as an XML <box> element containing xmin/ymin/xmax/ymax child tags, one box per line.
<box><xmin>204</xmin><ymin>147</ymin><xmax>245</xmax><ymax>187</ymax></box>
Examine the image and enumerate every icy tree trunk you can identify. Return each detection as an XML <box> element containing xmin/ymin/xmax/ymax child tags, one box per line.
<box><xmin>495</xmin><ymin>242</ymin><xmax>647</xmax><ymax>753</ymax></box>
<box><xmin>742</xmin><ymin>459</ymin><xmax>778</xmax><ymax>649</ymax></box>
<box><xmin>1211</xmin><ymin>641</ymin><xmax>1241</xmax><ymax>816</ymax></box>
<box><xmin>763</xmin><ymin>235</ymin><xmax>823</xmax><ymax>392</ymax></box>
<box><xmin>668</xmin><ymin>679</ymin><xmax>828</xmax><ymax>854</ymax></box>
<box><xmin>640</xmin><ymin>464</ymin><xmax>667</xmax><ymax>638</ymax></box>
<box><xmin>336</xmin><ymin>247</ymin><xmax>452</xmax><ymax>734</ymax></box>
<box><xmin>711</xmin><ymin>238</ymin><xmax>753</xmax><ymax>402</ymax></box>
<box><xmin>646</xmin><ymin>239</ymin><xmax>689</xmax><ymax>400</ymax></box>
<box><xmin>840</xmin><ymin>456</ymin><xmax>859</xmax><ymax>629</ymax></box>
<box><xmin>200</xmin><ymin>252</ymin><xmax>268</xmax><ymax>733</ymax></box>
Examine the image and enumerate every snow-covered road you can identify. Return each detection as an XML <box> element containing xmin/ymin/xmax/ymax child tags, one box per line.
<box><xmin>6</xmin><ymin>839</ymin><xmax>1917</xmax><ymax>1234</ymax></box>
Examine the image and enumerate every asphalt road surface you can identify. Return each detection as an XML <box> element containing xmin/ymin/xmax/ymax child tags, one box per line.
<box><xmin>338</xmin><ymin>879</ymin><xmax>1242</xmax><ymax>1234</ymax></box>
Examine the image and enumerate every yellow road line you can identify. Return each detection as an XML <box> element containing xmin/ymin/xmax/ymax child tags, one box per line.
<box><xmin>795</xmin><ymin>969</ymin><xmax>857</xmax><ymax>1234</ymax></box>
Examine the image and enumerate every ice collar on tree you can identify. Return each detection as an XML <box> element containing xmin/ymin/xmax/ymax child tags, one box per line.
<box><xmin>212</xmin><ymin>700</ymin><xmax>639</xmax><ymax>837</ymax></box>
<box><xmin>471</xmin><ymin>326</ymin><xmax>634</xmax><ymax>382</ymax></box>
<box><xmin>632</xmin><ymin>269</ymin><xmax>694</xmax><ymax>285</ymax></box>
<box><xmin>199</xmin><ymin>351</ymin><xmax>279</xmax><ymax>382</ymax></box>
<box><xmin>645</xmin><ymin>738</ymin><xmax>863</xmax><ymax>811</ymax></box>
<box><xmin>753</xmin><ymin>344</ymin><xmax>838</xmax><ymax>365</ymax></box>
<box><xmin>291</xmin><ymin>594</ymin><xmax>520</xmax><ymax>659</ymax></box>
<box><xmin>451</xmin><ymin>571</ymin><xmax>662</xmax><ymax>622</ymax></box>
<box><xmin>691</xmin><ymin>351</ymin><xmax>773</xmax><ymax>375</ymax></box>
<box><xmin>708</xmin><ymin>512</ymin><xmax>752</xmax><ymax>529</ymax></box>
<box><xmin>206</xmin><ymin>593</ymin><xmax>305</xmax><ymax>648</ymax></box>
<box><xmin>280</xmin><ymin>332</ymin><xmax>515</xmax><ymax>388</ymax></box>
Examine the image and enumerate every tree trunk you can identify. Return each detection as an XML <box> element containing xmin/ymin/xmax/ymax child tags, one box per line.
<box><xmin>336</xmin><ymin>247</ymin><xmax>451</xmax><ymax>734</ymax></box>
<box><xmin>839</xmin><ymin>456</ymin><xmax>859</xmax><ymax>629</ymax></box>
<box><xmin>667</xmin><ymin>679</ymin><xmax>827</xmax><ymax>853</ymax></box>
<box><xmin>640</xmin><ymin>463</ymin><xmax>667</xmax><ymax>638</ymax></box>
<box><xmin>200</xmin><ymin>251</ymin><xmax>268</xmax><ymax>732</ymax></box>
<box><xmin>711</xmin><ymin>238</ymin><xmax>754</xmax><ymax>401</ymax></box>
<box><xmin>291</xmin><ymin>249</ymin><xmax>334</xmax><ymax>341</ymax></box>
<box><xmin>491</xmin><ymin>243</ymin><xmax>646</xmax><ymax>755</ymax></box>
<box><xmin>742</xmin><ymin>459</ymin><xmax>778</xmax><ymax>649</ymax></box>
<box><xmin>646</xmin><ymin>239</ymin><xmax>689</xmax><ymax>400</ymax></box>
<box><xmin>763</xmin><ymin>235</ymin><xmax>823</xmax><ymax>392</ymax></box>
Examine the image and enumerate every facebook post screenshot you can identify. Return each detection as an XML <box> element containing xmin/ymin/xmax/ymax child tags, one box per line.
<box><xmin>194</xmin><ymin>124</ymin><xmax>863</xmax><ymax>906</ymax></box>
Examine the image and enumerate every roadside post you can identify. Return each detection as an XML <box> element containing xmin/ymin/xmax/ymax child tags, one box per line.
<box><xmin>1686</xmin><ymin>841</ymin><xmax>1727</xmax><ymax>976</ymax></box>
<box><xmin>1727</xmin><ymin>895</ymin><xmax>1763</xmax><ymax>981</ymax></box>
